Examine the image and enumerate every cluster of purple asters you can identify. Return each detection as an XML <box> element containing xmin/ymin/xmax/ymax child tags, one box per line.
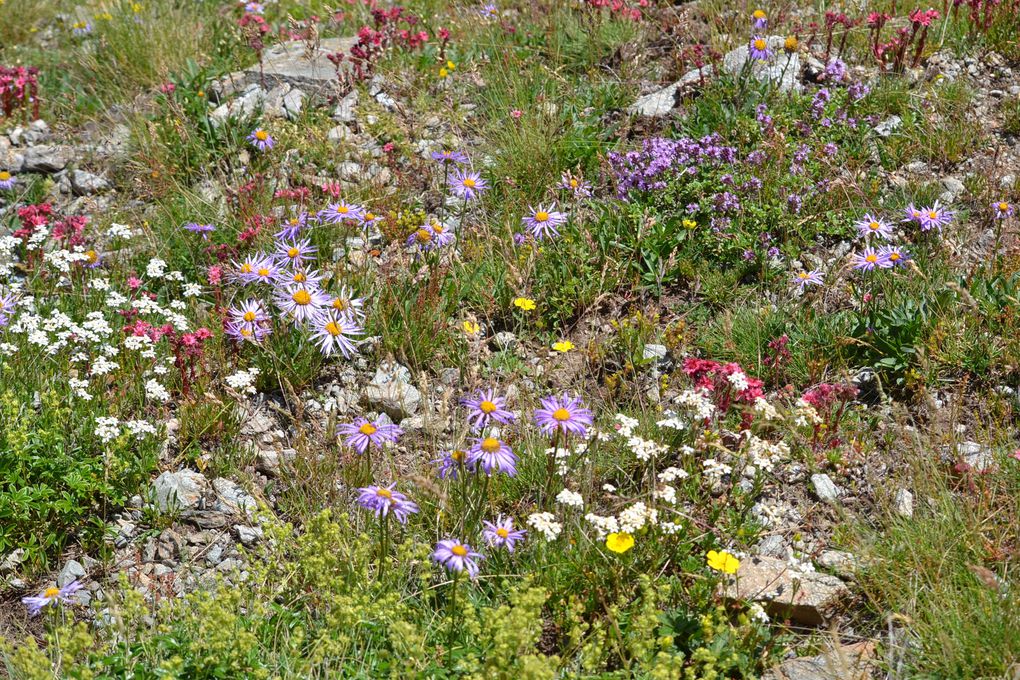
<box><xmin>851</xmin><ymin>245</ymin><xmax>911</xmax><ymax>271</ymax></box>
<box><xmin>902</xmin><ymin>201</ymin><xmax>954</xmax><ymax>232</ymax></box>
<box><xmin>406</xmin><ymin>220</ymin><xmax>456</xmax><ymax>254</ymax></box>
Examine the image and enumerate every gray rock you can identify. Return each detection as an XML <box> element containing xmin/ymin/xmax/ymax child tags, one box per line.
<box><xmin>216</xmin><ymin>37</ymin><xmax>357</xmax><ymax>101</ymax></box>
<box><xmin>362</xmin><ymin>362</ymin><xmax>421</xmax><ymax>420</ymax></box>
<box><xmin>755</xmin><ymin>535</ymin><xmax>788</xmax><ymax>558</ymax></box>
<box><xmin>643</xmin><ymin>344</ymin><xmax>668</xmax><ymax>361</ymax></box>
<box><xmin>262</xmin><ymin>82</ymin><xmax>292</xmax><ymax>118</ymax></box>
<box><xmin>256</xmin><ymin>447</ymin><xmax>296</xmax><ymax>477</ymax></box>
<box><xmin>439</xmin><ymin>367</ymin><xmax>460</xmax><ymax>386</ymax></box>
<box><xmin>22</xmin><ymin>145</ymin><xmax>71</xmax><ymax>173</ymax></box>
<box><xmin>327</xmin><ymin>124</ymin><xmax>356</xmax><ymax>144</ymax></box>
<box><xmin>722</xmin><ymin>37</ymin><xmax>801</xmax><ymax>93</ymax></box>
<box><xmin>184</xmin><ymin>510</ymin><xmax>231</xmax><ymax>530</ymax></box>
<box><xmin>337</xmin><ymin>161</ymin><xmax>363</xmax><ymax>181</ymax></box>
<box><xmin>905</xmin><ymin>161</ymin><xmax>928</xmax><ymax>174</ymax></box>
<box><xmin>70</xmin><ymin>169</ymin><xmax>110</xmax><ymax>195</ymax></box>
<box><xmin>893</xmin><ymin>488</ymin><xmax>914</xmax><ymax>518</ymax></box>
<box><xmin>491</xmin><ymin>331</ymin><xmax>519</xmax><ymax>351</ymax></box>
<box><xmin>1000</xmin><ymin>174</ymin><xmax>1016</xmax><ymax>189</ymax></box>
<box><xmin>940</xmin><ymin>176</ymin><xmax>965</xmax><ymax>203</ymax></box>
<box><xmin>959</xmin><ymin>440</ymin><xmax>994</xmax><ymax>471</ymax></box>
<box><xmin>627</xmin><ymin>67</ymin><xmax>714</xmax><ymax>118</ymax></box>
<box><xmin>234</xmin><ymin>525</ymin><xmax>263</xmax><ymax>546</ymax></box>
<box><xmin>810</xmin><ymin>473</ymin><xmax>841</xmax><ymax>504</ymax></box>
<box><xmin>873</xmin><ymin>115</ymin><xmax>902</xmax><ymax>138</ymax></box>
<box><xmin>1</xmin><ymin>549</ymin><xmax>25</xmax><ymax>573</ymax></box>
<box><xmin>0</xmin><ymin>136</ymin><xmax>25</xmax><ymax>172</ymax></box>
<box><xmin>718</xmin><ymin>555</ymin><xmax>850</xmax><ymax>625</ymax></box>
<box><xmin>209</xmin><ymin>84</ymin><xmax>266</xmax><ymax>126</ymax></box>
<box><xmin>282</xmin><ymin>87</ymin><xmax>306</xmax><ymax>119</ymax></box>
<box><xmin>152</xmin><ymin>469</ymin><xmax>209</xmax><ymax>512</ymax></box>
<box><xmin>763</xmin><ymin>641</ymin><xmax>875</xmax><ymax>680</ymax></box>
<box><xmin>205</xmin><ymin>543</ymin><xmax>225</xmax><ymax>566</ymax></box>
<box><xmin>212</xmin><ymin>478</ymin><xmax>257</xmax><ymax>516</ymax></box>
<box><xmin>58</xmin><ymin>559</ymin><xmax>87</xmax><ymax>586</ymax></box>
<box><xmin>332</xmin><ymin>90</ymin><xmax>358</xmax><ymax>123</ymax></box>
<box><xmin>241</xmin><ymin>410</ymin><xmax>276</xmax><ymax>437</ymax></box>
<box><xmin>817</xmin><ymin>550</ymin><xmax>858</xmax><ymax>579</ymax></box>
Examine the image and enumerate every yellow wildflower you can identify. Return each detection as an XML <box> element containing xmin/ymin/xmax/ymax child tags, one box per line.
<box><xmin>706</xmin><ymin>550</ymin><xmax>740</xmax><ymax>574</ymax></box>
<box><xmin>552</xmin><ymin>340</ymin><xmax>574</xmax><ymax>352</ymax></box>
<box><xmin>606</xmin><ymin>532</ymin><xmax>635</xmax><ymax>554</ymax></box>
<box><xmin>462</xmin><ymin>320</ymin><xmax>480</xmax><ymax>335</ymax></box>
<box><xmin>513</xmin><ymin>297</ymin><xmax>536</xmax><ymax>311</ymax></box>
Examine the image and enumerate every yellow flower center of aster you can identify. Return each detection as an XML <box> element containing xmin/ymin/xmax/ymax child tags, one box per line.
<box><xmin>753</xmin><ymin>39</ymin><xmax>767</xmax><ymax>50</ymax></box>
<box><xmin>258</xmin><ymin>267</ymin><xmax>270</xmax><ymax>277</ymax></box>
<box><xmin>0</xmin><ymin>171</ymin><xmax>10</xmax><ymax>181</ymax></box>
<box><xmin>359</xmin><ymin>423</ymin><xmax>378</xmax><ymax>436</ymax></box>
<box><xmin>433</xmin><ymin>224</ymin><xmax>445</xmax><ymax>234</ymax></box>
<box><xmin>416</xmin><ymin>228</ymin><xmax>432</xmax><ymax>242</ymax></box>
<box><xmin>240</xmin><ymin>262</ymin><xmax>253</xmax><ymax>273</ymax></box>
<box><xmin>479</xmin><ymin>400</ymin><xmax>497</xmax><ymax>414</ymax></box>
<box><xmin>869</xmin><ymin>221</ymin><xmax>880</xmax><ymax>231</ymax></box>
<box><xmin>241</xmin><ymin>328</ymin><xmax>253</xmax><ymax>337</ymax></box>
<box><xmin>929</xmin><ymin>211</ymin><xmax>938</xmax><ymax>219</ymax></box>
<box><xmin>287</xmin><ymin>247</ymin><xmax>299</xmax><ymax>258</ymax></box>
<box><xmin>570</xmin><ymin>179</ymin><xmax>578</xmax><ymax>188</ymax></box>
<box><xmin>452</xmin><ymin>545</ymin><xmax>468</xmax><ymax>557</ymax></box>
<box><xmin>366</xmin><ymin>213</ymin><xmax>376</xmax><ymax>221</ymax></box>
<box><xmin>376</xmin><ymin>488</ymin><xmax>392</xmax><ymax>499</ymax></box>
<box><xmin>496</xmin><ymin>528</ymin><xmax>509</xmax><ymax>538</ymax></box>
<box><xmin>325</xmin><ymin>321</ymin><xmax>342</xmax><ymax>336</ymax></box>
<box><xmin>481</xmin><ymin>437</ymin><xmax>501</xmax><ymax>453</ymax></box>
<box><xmin>243</xmin><ymin>311</ymin><xmax>256</xmax><ymax>322</ymax></box>
<box><xmin>338</xmin><ymin>205</ymin><xmax>349</xmax><ymax>214</ymax></box>
<box><xmin>462</xmin><ymin>178</ymin><xmax>476</xmax><ymax>188</ymax></box>
<box><xmin>255</xmin><ymin>130</ymin><xmax>268</xmax><ymax>141</ymax></box>
<box><xmin>452</xmin><ymin>450</ymin><xmax>467</xmax><ymax>462</ymax></box>
<box><xmin>866</xmin><ymin>254</ymin><xmax>877</xmax><ymax>263</ymax></box>
<box><xmin>86</xmin><ymin>250</ymin><xmax>98</xmax><ymax>263</ymax></box>
<box><xmin>535</xmin><ymin>211</ymin><xmax>549</xmax><ymax>222</ymax></box>
<box><xmin>552</xmin><ymin>408</ymin><xmax>571</xmax><ymax>421</ymax></box>
<box><xmin>998</xmin><ymin>202</ymin><xmax>1009</xmax><ymax>211</ymax></box>
<box><xmin>44</xmin><ymin>587</ymin><xmax>60</xmax><ymax>599</ymax></box>
<box><xmin>798</xmin><ymin>271</ymin><xmax>809</xmax><ymax>279</ymax></box>
<box><xmin>292</xmin><ymin>289</ymin><xmax>311</xmax><ymax>305</ymax></box>
<box><xmin>753</xmin><ymin>9</ymin><xmax>766</xmax><ymax>18</ymax></box>
<box><xmin>889</xmin><ymin>252</ymin><xmax>900</xmax><ymax>261</ymax></box>
<box><xmin>293</xmin><ymin>272</ymin><xmax>306</xmax><ymax>283</ymax></box>
<box><xmin>332</xmin><ymin>298</ymin><xmax>347</xmax><ymax>311</ymax></box>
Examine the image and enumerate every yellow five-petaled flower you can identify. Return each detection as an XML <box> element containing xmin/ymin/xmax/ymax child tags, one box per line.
<box><xmin>605</xmin><ymin>532</ymin><xmax>634</xmax><ymax>554</ymax></box>
<box><xmin>706</xmin><ymin>549</ymin><xmax>740</xmax><ymax>574</ymax></box>
<box><xmin>462</xmin><ymin>320</ymin><xmax>480</xmax><ymax>335</ymax></box>
<box><xmin>552</xmin><ymin>340</ymin><xmax>574</xmax><ymax>352</ymax></box>
<box><xmin>513</xmin><ymin>297</ymin><xmax>536</xmax><ymax>311</ymax></box>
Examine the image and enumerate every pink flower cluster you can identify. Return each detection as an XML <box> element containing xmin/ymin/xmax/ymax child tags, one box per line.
<box><xmin>0</xmin><ymin>65</ymin><xmax>39</xmax><ymax>119</ymax></box>
<box><xmin>683</xmin><ymin>358</ymin><xmax>765</xmax><ymax>410</ymax></box>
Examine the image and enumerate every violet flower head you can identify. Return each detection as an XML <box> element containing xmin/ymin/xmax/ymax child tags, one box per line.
<box><xmin>534</xmin><ymin>393</ymin><xmax>593</xmax><ymax>439</ymax></box>
<box><xmin>431</xmin><ymin>149</ymin><xmax>468</xmax><ymax>165</ymax></box>
<box><xmin>309</xmin><ymin>309</ymin><xmax>362</xmax><ymax>358</ymax></box>
<box><xmin>276</xmin><ymin>213</ymin><xmax>309</xmax><ymax>241</ymax></box>
<box><xmin>0</xmin><ymin>170</ymin><xmax>16</xmax><ymax>190</ymax></box>
<box><xmin>748</xmin><ymin>36</ymin><xmax>772</xmax><ymax>61</ymax></box>
<box><xmin>22</xmin><ymin>581</ymin><xmax>83</xmax><ymax>616</ymax></box>
<box><xmin>467</xmin><ymin>436</ymin><xmax>518</xmax><ymax>476</ymax></box>
<box><xmin>433</xmin><ymin>539</ymin><xmax>483</xmax><ymax>577</ymax></box>
<box><xmin>792</xmin><ymin>269</ymin><xmax>825</xmax><ymax>290</ymax></box>
<box><xmin>434</xmin><ymin>449</ymin><xmax>471</xmax><ymax>479</ymax></box>
<box><xmin>184</xmin><ymin>222</ymin><xmax>215</xmax><ymax>240</ymax></box>
<box><xmin>855</xmin><ymin>213</ymin><xmax>894</xmax><ymax>240</ymax></box>
<box><xmin>851</xmin><ymin>247</ymin><xmax>890</xmax><ymax>271</ymax></box>
<box><xmin>319</xmin><ymin>201</ymin><xmax>365</xmax><ymax>224</ymax></box>
<box><xmin>751</xmin><ymin>8</ymin><xmax>768</xmax><ymax>28</ymax></box>
<box><xmin>461</xmin><ymin>388</ymin><xmax>515</xmax><ymax>431</ymax></box>
<box><xmin>993</xmin><ymin>201</ymin><xmax>1014</xmax><ymax>220</ymax></box>
<box><xmin>522</xmin><ymin>203</ymin><xmax>568</xmax><ymax>240</ymax></box>
<box><xmin>273</xmin><ymin>283</ymin><xmax>329</xmax><ymax>325</ymax></box>
<box><xmin>327</xmin><ymin>285</ymin><xmax>366</xmax><ymax>322</ymax></box>
<box><xmin>339</xmin><ymin>418</ymin><xmax>402</xmax><ymax>454</ymax></box>
<box><xmin>0</xmin><ymin>291</ymin><xmax>18</xmax><ymax>327</ymax></box>
<box><xmin>918</xmin><ymin>201</ymin><xmax>954</xmax><ymax>232</ymax></box>
<box><xmin>482</xmin><ymin>516</ymin><xmax>527</xmax><ymax>553</ymax></box>
<box><xmin>879</xmin><ymin>244</ymin><xmax>911</xmax><ymax>268</ymax></box>
<box><xmin>450</xmin><ymin>169</ymin><xmax>488</xmax><ymax>201</ymax></box>
<box><xmin>559</xmin><ymin>172</ymin><xmax>592</xmax><ymax>198</ymax></box>
<box><xmin>248</xmin><ymin>128</ymin><xmax>274</xmax><ymax>152</ymax></box>
<box><xmin>356</xmin><ymin>483</ymin><xmax>419</xmax><ymax>524</ymax></box>
<box><xmin>274</xmin><ymin>238</ymin><xmax>317</xmax><ymax>268</ymax></box>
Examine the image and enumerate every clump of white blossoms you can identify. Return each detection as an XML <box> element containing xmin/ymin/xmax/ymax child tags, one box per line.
<box><xmin>702</xmin><ymin>458</ymin><xmax>732</xmax><ymax>482</ymax></box>
<box><xmin>675</xmin><ymin>389</ymin><xmax>715</xmax><ymax>419</ymax></box>
<box><xmin>145</xmin><ymin>379</ymin><xmax>171</xmax><ymax>403</ymax></box>
<box><xmin>225</xmin><ymin>367</ymin><xmax>261</xmax><ymax>395</ymax></box>
<box><xmin>527</xmin><ymin>512</ymin><xmax>562</xmax><ymax>541</ymax></box>
<box><xmin>618</xmin><ymin>502</ymin><xmax>657</xmax><ymax>533</ymax></box>
<box><xmin>555</xmin><ymin>488</ymin><xmax>584</xmax><ymax>509</ymax></box>
<box><xmin>584</xmin><ymin>513</ymin><xmax>619</xmax><ymax>539</ymax></box>
<box><xmin>742</xmin><ymin>434</ymin><xmax>790</xmax><ymax>474</ymax></box>
<box><xmin>793</xmin><ymin>398</ymin><xmax>823</xmax><ymax>426</ymax></box>
<box><xmin>95</xmin><ymin>417</ymin><xmax>122</xmax><ymax>444</ymax></box>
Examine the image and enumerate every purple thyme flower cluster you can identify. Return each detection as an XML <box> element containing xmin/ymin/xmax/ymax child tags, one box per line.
<box><xmin>608</xmin><ymin>134</ymin><xmax>738</xmax><ymax>198</ymax></box>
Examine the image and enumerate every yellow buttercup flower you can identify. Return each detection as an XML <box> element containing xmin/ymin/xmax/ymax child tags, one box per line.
<box><xmin>513</xmin><ymin>297</ymin><xmax>536</xmax><ymax>311</ymax></box>
<box><xmin>462</xmin><ymin>320</ymin><xmax>480</xmax><ymax>335</ymax></box>
<box><xmin>552</xmin><ymin>340</ymin><xmax>574</xmax><ymax>352</ymax></box>
<box><xmin>439</xmin><ymin>68</ymin><xmax>449</xmax><ymax>78</ymax></box>
<box><xmin>682</xmin><ymin>218</ymin><xmax>697</xmax><ymax>229</ymax></box>
<box><xmin>606</xmin><ymin>532</ymin><xmax>634</xmax><ymax>553</ymax></box>
<box><xmin>706</xmin><ymin>550</ymin><xmax>740</xmax><ymax>574</ymax></box>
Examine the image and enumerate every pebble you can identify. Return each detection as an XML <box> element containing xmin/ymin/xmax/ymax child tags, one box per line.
<box><xmin>810</xmin><ymin>473</ymin><xmax>841</xmax><ymax>504</ymax></box>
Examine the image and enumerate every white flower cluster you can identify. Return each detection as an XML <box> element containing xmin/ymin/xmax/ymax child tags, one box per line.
<box><xmin>556</xmin><ymin>488</ymin><xmax>584</xmax><ymax>509</ymax></box>
<box><xmin>793</xmin><ymin>398</ymin><xmax>823</xmax><ymax>426</ymax></box>
<box><xmin>225</xmin><ymin>367</ymin><xmax>261</xmax><ymax>395</ymax></box>
<box><xmin>702</xmin><ymin>458</ymin><xmax>732</xmax><ymax>481</ymax></box>
<box><xmin>618</xmin><ymin>502</ymin><xmax>657</xmax><ymax>533</ymax></box>
<box><xmin>610</xmin><ymin>413</ymin><xmax>668</xmax><ymax>461</ymax></box>
<box><xmin>727</xmin><ymin>370</ymin><xmax>749</xmax><ymax>391</ymax></box>
<box><xmin>753</xmin><ymin>396</ymin><xmax>781</xmax><ymax>421</ymax></box>
<box><xmin>742</xmin><ymin>434</ymin><xmax>790</xmax><ymax>473</ymax></box>
<box><xmin>145</xmin><ymin>379</ymin><xmax>171</xmax><ymax>403</ymax></box>
<box><xmin>675</xmin><ymin>389</ymin><xmax>715</xmax><ymax>419</ymax></box>
<box><xmin>527</xmin><ymin>512</ymin><xmax>562</xmax><ymax>541</ymax></box>
<box><xmin>94</xmin><ymin>416</ymin><xmax>160</xmax><ymax>444</ymax></box>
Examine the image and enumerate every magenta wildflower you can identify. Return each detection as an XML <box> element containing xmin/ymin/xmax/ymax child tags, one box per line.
<box><xmin>432</xmin><ymin>539</ymin><xmax>483</xmax><ymax>577</ymax></box>
<box><xmin>855</xmin><ymin>213</ymin><xmax>893</xmax><ymax>240</ymax></box>
<box><xmin>339</xmin><ymin>418</ymin><xmax>402</xmax><ymax>454</ymax></box>
<box><xmin>461</xmin><ymin>388</ymin><xmax>515</xmax><ymax>430</ymax></box>
<box><xmin>248</xmin><ymin>128</ymin><xmax>274</xmax><ymax>151</ymax></box>
<box><xmin>450</xmin><ymin>169</ymin><xmax>488</xmax><ymax>201</ymax></box>
<box><xmin>534</xmin><ymin>394</ymin><xmax>593</xmax><ymax>439</ymax></box>
<box><xmin>482</xmin><ymin>516</ymin><xmax>526</xmax><ymax>552</ymax></box>
<box><xmin>851</xmin><ymin>247</ymin><xmax>889</xmax><ymax>271</ymax></box>
<box><xmin>22</xmin><ymin>581</ymin><xmax>82</xmax><ymax>616</ymax></box>
<box><xmin>356</xmin><ymin>484</ymin><xmax>419</xmax><ymax>524</ymax></box>
<box><xmin>467</xmin><ymin>436</ymin><xmax>518</xmax><ymax>476</ymax></box>
<box><xmin>522</xmin><ymin>203</ymin><xmax>568</xmax><ymax>240</ymax></box>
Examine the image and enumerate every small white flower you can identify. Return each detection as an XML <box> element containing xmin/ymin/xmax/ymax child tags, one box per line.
<box><xmin>95</xmin><ymin>416</ymin><xmax>121</xmax><ymax>444</ymax></box>
<box><xmin>555</xmin><ymin>489</ymin><xmax>584</xmax><ymax>509</ymax></box>
<box><xmin>145</xmin><ymin>379</ymin><xmax>171</xmax><ymax>402</ymax></box>
<box><xmin>527</xmin><ymin>512</ymin><xmax>563</xmax><ymax>541</ymax></box>
<box><xmin>146</xmin><ymin>258</ymin><xmax>167</xmax><ymax>278</ymax></box>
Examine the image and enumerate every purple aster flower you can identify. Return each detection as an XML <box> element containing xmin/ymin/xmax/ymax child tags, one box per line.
<box><xmin>360</xmin><ymin>209</ymin><xmax>384</xmax><ymax>227</ymax></box>
<box><xmin>327</xmin><ymin>285</ymin><xmax>366</xmax><ymax>322</ymax></box>
<box><xmin>467</xmin><ymin>436</ymin><xmax>518</xmax><ymax>476</ymax></box>
<box><xmin>319</xmin><ymin>201</ymin><xmax>365</xmax><ymax>224</ymax></box>
<box><xmin>751</xmin><ymin>9</ymin><xmax>768</xmax><ymax>28</ymax></box>
<box><xmin>83</xmin><ymin>249</ymin><xmax>103</xmax><ymax>269</ymax></box>
<box><xmin>184</xmin><ymin>222</ymin><xmax>215</xmax><ymax>240</ymax></box>
<box><xmin>275</xmin><ymin>267</ymin><xmax>324</xmax><ymax>290</ymax></box>
<box><xmin>450</xmin><ymin>169</ymin><xmax>488</xmax><ymax>201</ymax></box>
<box><xmin>902</xmin><ymin>203</ymin><xmax>924</xmax><ymax>224</ymax></box>
<box><xmin>748</xmin><ymin>35</ymin><xmax>772</xmax><ymax>61</ymax></box>
<box><xmin>273</xmin><ymin>283</ymin><xmax>329</xmax><ymax>325</ymax></box>
<box><xmin>559</xmin><ymin>172</ymin><xmax>592</xmax><ymax>198</ymax></box>
<box><xmin>851</xmin><ymin>247</ymin><xmax>889</xmax><ymax>271</ymax></box>
<box><xmin>431</xmin><ymin>149</ymin><xmax>468</xmax><ymax>164</ymax></box>
<box><xmin>248</xmin><ymin>128</ymin><xmax>274</xmax><ymax>152</ymax></box>
<box><xmin>244</xmin><ymin>2</ymin><xmax>265</xmax><ymax>13</ymax></box>
<box><xmin>534</xmin><ymin>394</ymin><xmax>593</xmax><ymax>439</ymax></box>
<box><xmin>479</xmin><ymin>3</ymin><xmax>499</xmax><ymax>19</ymax></box>
<box><xmin>250</xmin><ymin>254</ymin><xmax>280</xmax><ymax>285</ymax></box>
<box><xmin>275</xmin><ymin>213</ymin><xmax>309</xmax><ymax>241</ymax></box>
<box><xmin>225</xmin><ymin>319</ymin><xmax>270</xmax><ymax>344</ymax></box>
<box><xmin>461</xmin><ymin>388</ymin><xmax>515</xmax><ymax>430</ymax></box>
<box><xmin>339</xmin><ymin>418</ymin><xmax>402</xmax><ymax>454</ymax></box>
<box><xmin>993</xmin><ymin>200</ymin><xmax>1014</xmax><ymax>219</ymax></box>
<box><xmin>855</xmin><ymin>213</ymin><xmax>894</xmax><ymax>240</ymax></box>
<box><xmin>309</xmin><ymin>309</ymin><xmax>361</xmax><ymax>358</ymax></box>
<box><xmin>357</xmin><ymin>484</ymin><xmax>419</xmax><ymax>524</ymax></box>
<box><xmin>0</xmin><ymin>291</ymin><xmax>18</xmax><ymax>327</ymax></box>
<box><xmin>918</xmin><ymin>201</ymin><xmax>954</xmax><ymax>232</ymax></box>
<box><xmin>0</xmin><ymin>170</ymin><xmax>16</xmax><ymax>190</ymax></box>
<box><xmin>522</xmin><ymin>203</ymin><xmax>568</xmax><ymax>240</ymax></box>
<box><xmin>434</xmin><ymin>449</ymin><xmax>471</xmax><ymax>479</ymax></box>
<box><xmin>432</xmin><ymin>539</ymin><xmax>483</xmax><ymax>577</ymax></box>
<box><xmin>879</xmin><ymin>244</ymin><xmax>910</xmax><ymax>268</ymax></box>
<box><xmin>228</xmin><ymin>298</ymin><xmax>271</xmax><ymax>329</ymax></box>
<box><xmin>792</xmin><ymin>269</ymin><xmax>824</xmax><ymax>290</ymax></box>
<box><xmin>482</xmin><ymin>516</ymin><xmax>526</xmax><ymax>552</ymax></box>
<box><xmin>229</xmin><ymin>255</ymin><xmax>260</xmax><ymax>284</ymax></box>
<box><xmin>274</xmin><ymin>238</ymin><xmax>317</xmax><ymax>268</ymax></box>
<box><xmin>22</xmin><ymin>581</ymin><xmax>83</xmax><ymax>616</ymax></box>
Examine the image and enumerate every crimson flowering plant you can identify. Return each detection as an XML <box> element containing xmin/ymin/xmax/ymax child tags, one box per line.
<box><xmin>0</xmin><ymin>66</ymin><xmax>40</xmax><ymax>120</ymax></box>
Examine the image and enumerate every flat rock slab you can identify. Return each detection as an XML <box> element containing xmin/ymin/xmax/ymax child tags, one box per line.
<box><xmin>764</xmin><ymin>641</ymin><xmax>876</xmax><ymax>680</ymax></box>
<box><xmin>718</xmin><ymin>555</ymin><xmax>849</xmax><ymax>625</ymax></box>
<box><xmin>215</xmin><ymin>37</ymin><xmax>357</xmax><ymax>101</ymax></box>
